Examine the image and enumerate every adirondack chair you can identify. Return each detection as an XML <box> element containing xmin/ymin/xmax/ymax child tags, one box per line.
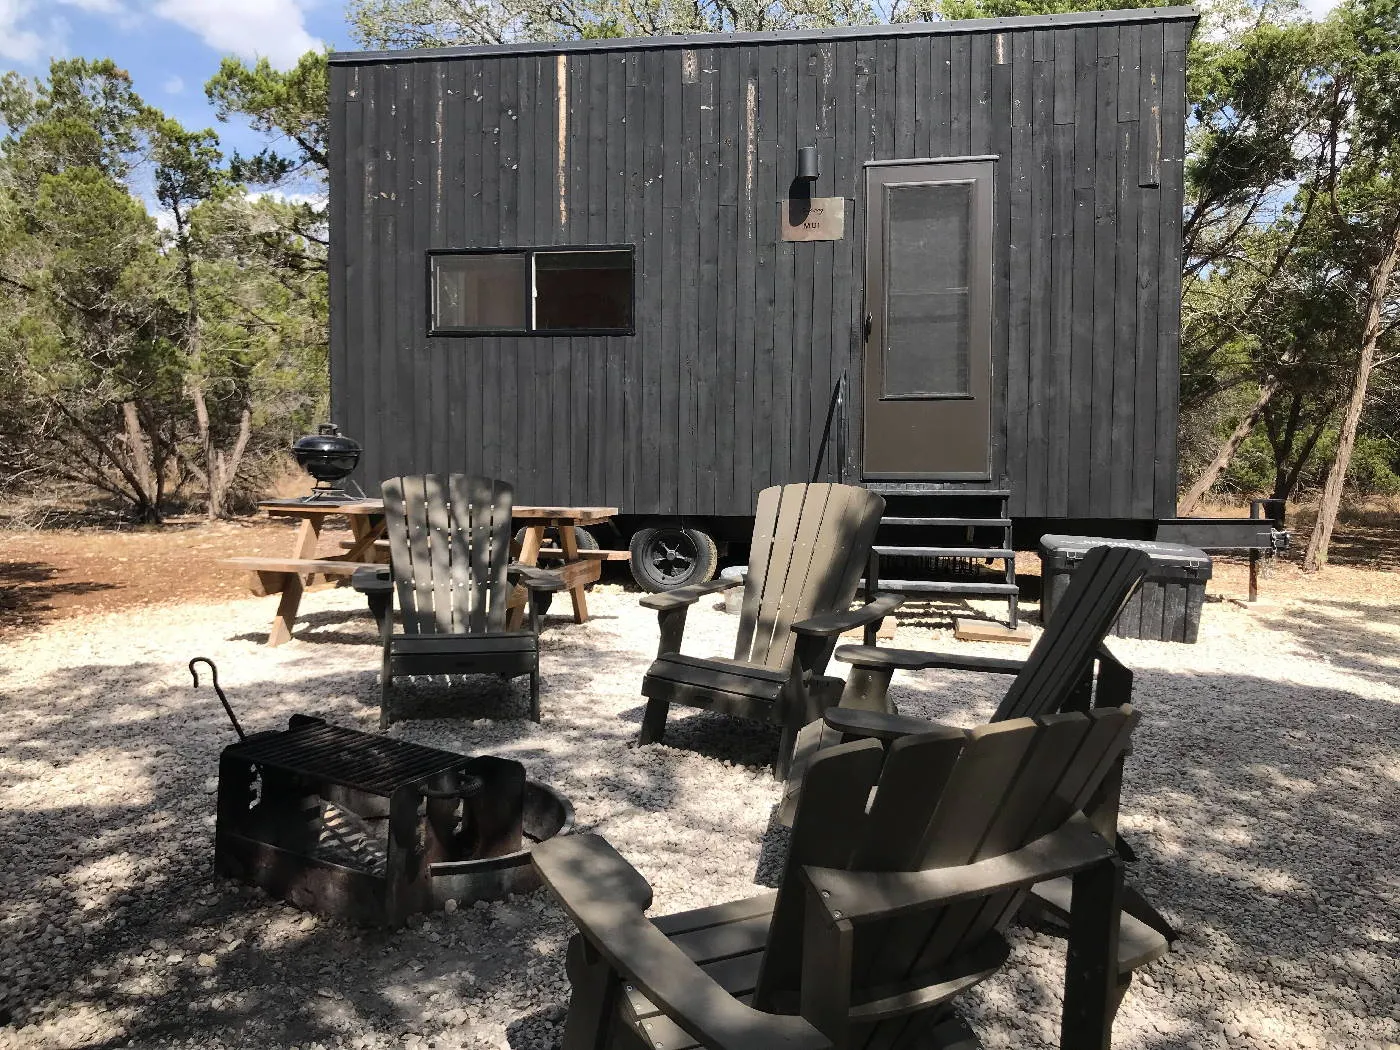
<box><xmin>534</xmin><ymin>704</ymin><xmax>1168</xmax><ymax>1050</ymax></box>
<box><xmin>351</xmin><ymin>474</ymin><xmax>565</xmax><ymax>728</ymax></box>
<box><xmin>782</xmin><ymin>545</ymin><xmax>1175</xmax><ymax>943</ymax></box>
<box><xmin>834</xmin><ymin>544</ymin><xmax>1150</xmax><ymax>717</ymax></box>
<box><xmin>635</xmin><ymin>483</ymin><xmax>898</xmax><ymax>778</ymax></box>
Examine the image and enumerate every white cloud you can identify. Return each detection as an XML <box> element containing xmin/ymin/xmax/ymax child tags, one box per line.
<box><xmin>149</xmin><ymin>0</ymin><xmax>321</xmax><ymax>70</ymax></box>
<box><xmin>247</xmin><ymin>188</ymin><xmax>328</xmax><ymax>208</ymax></box>
<box><xmin>163</xmin><ymin>73</ymin><xmax>184</xmax><ymax>93</ymax></box>
<box><xmin>0</xmin><ymin>0</ymin><xmax>53</xmax><ymax>64</ymax></box>
<box><xmin>1300</xmin><ymin>0</ymin><xmax>1340</xmax><ymax>16</ymax></box>
<box><xmin>55</xmin><ymin>0</ymin><xmax>124</xmax><ymax>13</ymax></box>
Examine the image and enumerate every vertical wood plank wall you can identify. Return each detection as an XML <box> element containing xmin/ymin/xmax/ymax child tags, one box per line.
<box><xmin>329</xmin><ymin>12</ymin><xmax>1193</xmax><ymax>521</ymax></box>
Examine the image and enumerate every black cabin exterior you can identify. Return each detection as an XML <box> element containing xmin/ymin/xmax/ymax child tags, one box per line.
<box><xmin>328</xmin><ymin>7</ymin><xmax>1197</xmax><ymax>548</ymax></box>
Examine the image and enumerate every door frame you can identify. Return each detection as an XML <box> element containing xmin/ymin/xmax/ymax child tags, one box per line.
<box><xmin>859</xmin><ymin>156</ymin><xmax>997</xmax><ymax>482</ymax></box>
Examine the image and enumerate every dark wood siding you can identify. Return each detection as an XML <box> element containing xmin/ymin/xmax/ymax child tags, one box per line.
<box><xmin>329</xmin><ymin>10</ymin><xmax>1193</xmax><ymax>521</ymax></box>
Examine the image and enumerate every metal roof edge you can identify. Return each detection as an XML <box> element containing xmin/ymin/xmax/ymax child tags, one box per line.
<box><xmin>329</xmin><ymin>6</ymin><xmax>1199</xmax><ymax>66</ymax></box>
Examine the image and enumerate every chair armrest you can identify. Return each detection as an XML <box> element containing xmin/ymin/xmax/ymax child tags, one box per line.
<box><xmin>351</xmin><ymin>566</ymin><xmax>392</xmax><ymax>595</ymax></box>
<box><xmin>790</xmin><ymin>593</ymin><xmax>904</xmax><ymax>637</ymax></box>
<box><xmin>639</xmin><ymin>576</ymin><xmax>742</xmax><ymax>611</ymax></box>
<box><xmin>822</xmin><ymin>706</ymin><xmax>961</xmax><ymax>743</ymax></box>
<box><xmin>803</xmin><ymin>815</ymin><xmax>1115</xmax><ymax>923</ymax></box>
<box><xmin>534</xmin><ymin>835</ymin><xmax>832</xmax><ymax>1050</ymax></box>
<box><xmin>833</xmin><ymin>644</ymin><xmax>1025</xmax><ymax>675</ymax></box>
<box><xmin>508</xmin><ymin>564</ymin><xmax>568</xmax><ymax>592</ymax></box>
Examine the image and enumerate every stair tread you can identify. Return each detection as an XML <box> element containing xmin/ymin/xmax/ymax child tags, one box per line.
<box><xmin>866</xmin><ymin>484</ymin><xmax>1011</xmax><ymax>496</ymax></box>
<box><xmin>881</xmin><ymin>517</ymin><xmax>1013</xmax><ymax>527</ymax></box>
<box><xmin>874</xmin><ymin>547</ymin><xmax>1015</xmax><ymax>559</ymax></box>
<box><xmin>871</xmin><ymin>580</ymin><xmax>1022</xmax><ymax>595</ymax></box>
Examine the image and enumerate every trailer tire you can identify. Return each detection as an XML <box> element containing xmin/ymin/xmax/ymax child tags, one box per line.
<box><xmin>515</xmin><ymin>526</ymin><xmax>599</xmax><ymax>616</ymax></box>
<box><xmin>628</xmin><ymin>523</ymin><xmax>719</xmax><ymax>593</ymax></box>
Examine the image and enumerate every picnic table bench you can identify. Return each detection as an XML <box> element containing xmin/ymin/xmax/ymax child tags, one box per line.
<box><xmin>223</xmin><ymin>499</ymin><xmax>621</xmax><ymax>646</ymax></box>
<box><xmin>222</xmin><ymin>498</ymin><xmax>389</xmax><ymax>646</ymax></box>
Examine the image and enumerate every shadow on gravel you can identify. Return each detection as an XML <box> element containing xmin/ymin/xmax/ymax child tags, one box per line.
<box><xmin>3</xmin><ymin>629</ymin><xmax>1397</xmax><ymax>1050</ymax></box>
<box><xmin>227</xmin><ymin>606</ymin><xmax>381</xmax><ymax>647</ymax></box>
<box><xmin>1253</xmin><ymin>597</ymin><xmax>1400</xmax><ymax>682</ymax></box>
<box><xmin>883</xmin><ymin>656</ymin><xmax>1400</xmax><ymax>1049</ymax></box>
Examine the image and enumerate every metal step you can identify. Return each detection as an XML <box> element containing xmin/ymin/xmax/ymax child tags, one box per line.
<box><xmin>866</xmin><ymin>483</ymin><xmax>1011</xmax><ymax>497</ymax></box>
<box><xmin>871</xmin><ymin>580</ymin><xmax>1022</xmax><ymax>596</ymax></box>
<box><xmin>874</xmin><ymin>546</ymin><xmax>1015</xmax><ymax>559</ymax></box>
<box><xmin>880</xmin><ymin>516</ymin><xmax>1013</xmax><ymax>528</ymax></box>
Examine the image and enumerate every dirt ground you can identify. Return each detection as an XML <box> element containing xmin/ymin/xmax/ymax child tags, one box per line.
<box><xmin>2</xmin><ymin>500</ymin><xmax>1396</xmax><ymax>637</ymax></box>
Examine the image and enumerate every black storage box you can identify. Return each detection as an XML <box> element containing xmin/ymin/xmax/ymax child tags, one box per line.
<box><xmin>1039</xmin><ymin>535</ymin><xmax>1213</xmax><ymax>644</ymax></box>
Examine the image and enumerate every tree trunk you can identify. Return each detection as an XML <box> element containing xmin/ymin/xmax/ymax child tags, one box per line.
<box><xmin>49</xmin><ymin>397</ymin><xmax>162</xmax><ymax>523</ymax></box>
<box><xmin>1177</xmin><ymin>376</ymin><xmax>1282</xmax><ymax>516</ymax></box>
<box><xmin>189</xmin><ymin>378</ymin><xmax>222</xmax><ymax>520</ymax></box>
<box><xmin>121</xmin><ymin>401</ymin><xmax>156</xmax><ymax>500</ymax></box>
<box><xmin>211</xmin><ymin>404</ymin><xmax>253</xmax><ymax>517</ymax></box>
<box><xmin>1274</xmin><ymin>419</ymin><xmax>1328</xmax><ymax>503</ymax></box>
<box><xmin>1302</xmin><ymin>222</ymin><xmax>1400</xmax><ymax>571</ymax></box>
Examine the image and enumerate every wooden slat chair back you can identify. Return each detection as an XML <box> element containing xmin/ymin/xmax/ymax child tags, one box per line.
<box><xmin>733</xmin><ymin>484</ymin><xmax>885</xmax><ymax>672</ymax></box>
<box><xmin>791</xmin><ymin>545</ymin><xmax>1174</xmax><ymax>963</ymax></box>
<box><xmin>535</xmin><ymin>707</ymin><xmax>1144</xmax><ymax>1050</ymax></box>
<box><xmin>382</xmin><ymin>474</ymin><xmax>515</xmax><ymax>636</ymax></box>
<box><xmin>636</xmin><ymin>483</ymin><xmax>892</xmax><ymax>778</ymax></box>
<box><xmin>755</xmin><ymin>708</ymin><xmax>1139</xmax><ymax>1044</ymax></box>
<box><xmin>993</xmin><ymin>545</ymin><xmax>1152</xmax><ymax>720</ymax></box>
<box><xmin>359</xmin><ymin>475</ymin><xmax>563</xmax><ymax>727</ymax></box>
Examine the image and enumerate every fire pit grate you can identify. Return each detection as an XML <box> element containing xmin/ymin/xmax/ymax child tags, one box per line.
<box><xmin>213</xmin><ymin>715</ymin><xmax>573</xmax><ymax>926</ymax></box>
<box><xmin>222</xmin><ymin>715</ymin><xmax>470</xmax><ymax>796</ymax></box>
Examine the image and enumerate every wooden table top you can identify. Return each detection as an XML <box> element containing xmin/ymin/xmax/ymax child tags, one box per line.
<box><xmin>258</xmin><ymin>499</ymin><xmax>618</xmax><ymax>526</ymax></box>
<box><xmin>259</xmin><ymin>498</ymin><xmax>385</xmax><ymax>517</ymax></box>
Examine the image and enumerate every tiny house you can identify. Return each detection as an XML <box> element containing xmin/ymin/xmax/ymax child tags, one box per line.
<box><xmin>327</xmin><ymin>7</ymin><xmax>1202</xmax><ymax>594</ymax></box>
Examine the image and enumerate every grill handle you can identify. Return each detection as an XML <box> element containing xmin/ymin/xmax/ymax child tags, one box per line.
<box><xmin>189</xmin><ymin>657</ymin><xmax>246</xmax><ymax>741</ymax></box>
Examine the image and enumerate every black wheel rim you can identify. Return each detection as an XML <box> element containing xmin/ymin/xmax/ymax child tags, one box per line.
<box><xmin>647</xmin><ymin>531</ymin><xmax>698</xmax><ymax>585</ymax></box>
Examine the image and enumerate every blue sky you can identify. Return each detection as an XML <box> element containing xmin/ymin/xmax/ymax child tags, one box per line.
<box><xmin>0</xmin><ymin>0</ymin><xmax>355</xmax><ymax>160</ymax></box>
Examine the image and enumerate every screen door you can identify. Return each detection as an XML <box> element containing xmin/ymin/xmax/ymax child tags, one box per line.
<box><xmin>862</xmin><ymin>160</ymin><xmax>993</xmax><ymax>479</ymax></box>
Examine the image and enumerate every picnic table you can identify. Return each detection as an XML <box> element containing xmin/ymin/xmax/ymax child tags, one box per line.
<box><xmin>223</xmin><ymin>499</ymin><xmax>623</xmax><ymax>645</ymax></box>
<box><xmin>505</xmin><ymin>506</ymin><xmax>625</xmax><ymax>628</ymax></box>
<box><xmin>222</xmin><ymin>498</ymin><xmax>388</xmax><ymax>646</ymax></box>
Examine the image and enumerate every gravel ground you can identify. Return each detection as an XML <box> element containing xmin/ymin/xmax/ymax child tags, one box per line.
<box><xmin>1</xmin><ymin>581</ymin><xmax>1397</xmax><ymax>1050</ymax></box>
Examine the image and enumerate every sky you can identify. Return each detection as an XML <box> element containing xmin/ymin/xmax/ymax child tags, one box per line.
<box><xmin>0</xmin><ymin>0</ymin><xmax>356</xmax><ymax>159</ymax></box>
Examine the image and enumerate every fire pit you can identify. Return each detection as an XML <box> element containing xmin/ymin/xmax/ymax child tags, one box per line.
<box><xmin>213</xmin><ymin>714</ymin><xmax>573</xmax><ymax>926</ymax></box>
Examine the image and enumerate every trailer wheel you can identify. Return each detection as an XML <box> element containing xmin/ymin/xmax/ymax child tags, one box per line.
<box><xmin>515</xmin><ymin>526</ymin><xmax>599</xmax><ymax>616</ymax></box>
<box><xmin>628</xmin><ymin>523</ymin><xmax>718</xmax><ymax>593</ymax></box>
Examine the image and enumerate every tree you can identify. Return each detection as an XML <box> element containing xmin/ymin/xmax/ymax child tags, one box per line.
<box><xmin>149</xmin><ymin>117</ymin><xmax>262</xmax><ymax>520</ymax></box>
<box><xmin>1301</xmin><ymin>0</ymin><xmax>1400</xmax><ymax>570</ymax></box>
<box><xmin>0</xmin><ymin>59</ymin><xmax>331</xmax><ymax>521</ymax></box>
<box><xmin>1174</xmin><ymin>1</ymin><xmax>1331</xmax><ymax>509</ymax></box>
<box><xmin>204</xmin><ymin>52</ymin><xmax>329</xmax><ymax>273</ymax></box>
<box><xmin>0</xmin><ymin>60</ymin><xmax>177</xmax><ymax>522</ymax></box>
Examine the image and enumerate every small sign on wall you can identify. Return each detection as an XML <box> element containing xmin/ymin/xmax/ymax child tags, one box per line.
<box><xmin>780</xmin><ymin>197</ymin><xmax>846</xmax><ymax>241</ymax></box>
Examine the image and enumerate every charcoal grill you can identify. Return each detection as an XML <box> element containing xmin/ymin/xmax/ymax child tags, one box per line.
<box><xmin>215</xmin><ymin>714</ymin><xmax>573</xmax><ymax>926</ymax></box>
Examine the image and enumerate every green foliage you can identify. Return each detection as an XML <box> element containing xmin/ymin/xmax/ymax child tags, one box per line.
<box><xmin>1179</xmin><ymin>0</ymin><xmax>1400</xmax><ymax>511</ymax></box>
<box><xmin>347</xmin><ymin>0</ymin><xmax>897</xmax><ymax>49</ymax></box>
<box><xmin>0</xmin><ymin>58</ymin><xmax>328</xmax><ymax>520</ymax></box>
<box><xmin>204</xmin><ymin>51</ymin><xmax>329</xmax><ymax>181</ymax></box>
<box><xmin>933</xmin><ymin>0</ymin><xmax>1154</xmax><ymax>21</ymax></box>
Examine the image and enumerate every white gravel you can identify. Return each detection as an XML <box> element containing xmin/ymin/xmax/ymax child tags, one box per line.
<box><xmin>0</xmin><ymin>582</ymin><xmax>1397</xmax><ymax>1050</ymax></box>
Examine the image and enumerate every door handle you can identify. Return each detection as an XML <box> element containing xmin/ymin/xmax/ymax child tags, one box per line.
<box><xmin>863</xmin><ymin>313</ymin><xmax>872</xmax><ymax>340</ymax></box>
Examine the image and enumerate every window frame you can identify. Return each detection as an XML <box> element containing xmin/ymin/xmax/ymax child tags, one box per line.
<box><xmin>426</xmin><ymin>244</ymin><xmax>637</xmax><ymax>337</ymax></box>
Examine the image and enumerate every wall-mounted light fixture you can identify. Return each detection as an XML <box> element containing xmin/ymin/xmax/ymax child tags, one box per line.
<box><xmin>796</xmin><ymin>145</ymin><xmax>820</xmax><ymax>181</ymax></box>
